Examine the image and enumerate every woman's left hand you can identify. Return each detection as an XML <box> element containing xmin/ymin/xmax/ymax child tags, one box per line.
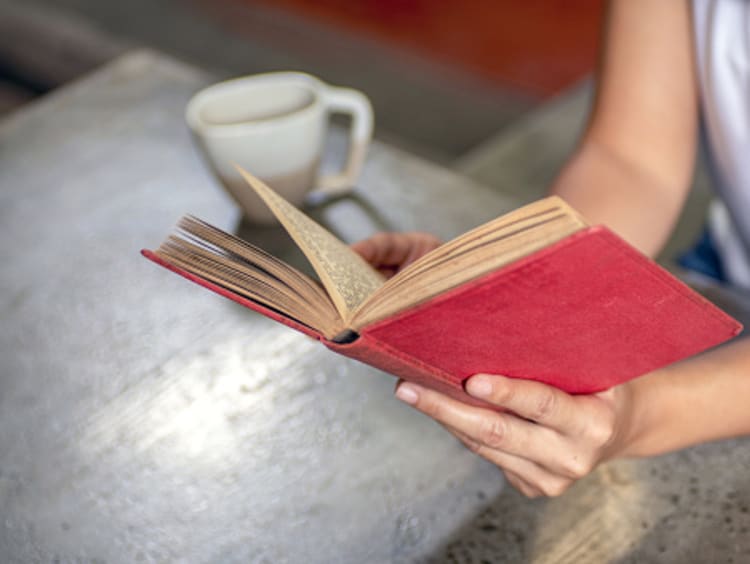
<box><xmin>395</xmin><ymin>374</ymin><xmax>634</xmax><ymax>497</ymax></box>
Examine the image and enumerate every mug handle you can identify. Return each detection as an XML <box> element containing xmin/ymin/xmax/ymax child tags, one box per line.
<box><xmin>313</xmin><ymin>86</ymin><xmax>373</xmax><ymax>196</ymax></box>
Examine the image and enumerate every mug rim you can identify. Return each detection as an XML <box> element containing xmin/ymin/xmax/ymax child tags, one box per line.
<box><xmin>185</xmin><ymin>71</ymin><xmax>324</xmax><ymax>137</ymax></box>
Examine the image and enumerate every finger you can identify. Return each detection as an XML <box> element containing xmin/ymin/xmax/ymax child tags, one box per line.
<box><xmin>354</xmin><ymin>233</ymin><xmax>406</xmax><ymax>268</ymax></box>
<box><xmin>376</xmin><ymin>266</ymin><xmax>399</xmax><ymax>279</ymax></box>
<box><xmin>446</xmin><ymin>425</ymin><xmax>534</xmax><ymax>473</ymax></box>
<box><xmin>352</xmin><ymin>233</ymin><xmax>438</xmax><ymax>270</ymax></box>
<box><xmin>355</xmin><ymin>238</ymin><xmax>429</xmax><ymax>278</ymax></box>
<box><xmin>402</xmin><ymin>233</ymin><xmax>442</xmax><ymax>268</ymax></box>
<box><xmin>352</xmin><ymin>236</ymin><xmax>397</xmax><ymax>264</ymax></box>
<box><xmin>396</xmin><ymin>382</ymin><xmax>563</xmax><ymax>469</ymax></box>
<box><xmin>446</xmin><ymin>426</ymin><xmax>573</xmax><ymax>498</ymax></box>
<box><xmin>503</xmin><ymin>470</ymin><xmax>542</xmax><ymax>498</ymax></box>
<box><xmin>465</xmin><ymin>374</ymin><xmax>583</xmax><ymax>433</ymax></box>
<box><xmin>350</xmin><ymin>238</ymin><xmax>378</xmax><ymax>263</ymax></box>
<box><xmin>462</xmin><ymin>377</ymin><xmax>612</xmax><ymax>478</ymax></box>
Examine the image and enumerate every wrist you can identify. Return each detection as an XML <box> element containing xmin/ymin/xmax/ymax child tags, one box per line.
<box><xmin>609</xmin><ymin>362</ymin><xmax>689</xmax><ymax>459</ymax></box>
<box><xmin>603</xmin><ymin>372</ymin><xmax>659</xmax><ymax>460</ymax></box>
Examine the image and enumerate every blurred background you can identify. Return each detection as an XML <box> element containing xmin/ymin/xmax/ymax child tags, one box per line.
<box><xmin>0</xmin><ymin>0</ymin><xmax>602</xmax><ymax>165</ymax></box>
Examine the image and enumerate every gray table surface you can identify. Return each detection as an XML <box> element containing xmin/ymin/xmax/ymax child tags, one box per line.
<box><xmin>2</xmin><ymin>50</ymin><xmax>750</xmax><ymax>564</ymax></box>
<box><xmin>0</xmin><ymin>50</ymin><xmax>518</xmax><ymax>563</ymax></box>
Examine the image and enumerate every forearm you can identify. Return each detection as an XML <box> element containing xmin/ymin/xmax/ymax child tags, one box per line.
<box><xmin>550</xmin><ymin>140</ymin><xmax>689</xmax><ymax>257</ymax></box>
<box><xmin>616</xmin><ymin>337</ymin><xmax>750</xmax><ymax>458</ymax></box>
<box><xmin>549</xmin><ymin>0</ymin><xmax>697</xmax><ymax>258</ymax></box>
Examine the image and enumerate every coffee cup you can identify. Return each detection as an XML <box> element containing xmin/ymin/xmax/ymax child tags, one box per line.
<box><xmin>186</xmin><ymin>71</ymin><xmax>373</xmax><ymax>223</ymax></box>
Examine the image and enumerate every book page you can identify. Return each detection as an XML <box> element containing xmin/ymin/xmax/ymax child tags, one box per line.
<box><xmin>237</xmin><ymin>167</ymin><xmax>384</xmax><ymax>320</ymax></box>
<box><xmin>154</xmin><ymin>217</ymin><xmax>344</xmax><ymax>339</ymax></box>
<box><xmin>349</xmin><ymin>197</ymin><xmax>587</xmax><ymax>329</ymax></box>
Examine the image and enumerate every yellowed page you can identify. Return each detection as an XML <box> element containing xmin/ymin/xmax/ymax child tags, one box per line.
<box><xmin>237</xmin><ymin>167</ymin><xmax>384</xmax><ymax>321</ymax></box>
<box><xmin>349</xmin><ymin>197</ymin><xmax>587</xmax><ymax>329</ymax></box>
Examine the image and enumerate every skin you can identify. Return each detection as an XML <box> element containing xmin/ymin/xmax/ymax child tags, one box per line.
<box><xmin>351</xmin><ymin>0</ymin><xmax>750</xmax><ymax>498</ymax></box>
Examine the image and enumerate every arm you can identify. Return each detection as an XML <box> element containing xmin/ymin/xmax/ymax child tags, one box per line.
<box><xmin>551</xmin><ymin>0</ymin><xmax>698</xmax><ymax>257</ymax></box>
<box><xmin>354</xmin><ymin>0</ymin><xmax>698</xmax><ymax>265</ymax></box>
<box><xmin>622</xmin><ymin>338</ymin><xmax>750</xmax><ymax>457</ymax></box>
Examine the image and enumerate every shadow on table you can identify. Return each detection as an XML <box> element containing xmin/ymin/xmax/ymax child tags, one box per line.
<box><xmin>612</xmin><ymin>440</ymin><xmax>750</xmax><ymax>564</ymax></box>
<box><xmin>419</xmin><ymin>488</ymin><xmax>545</xmax><ymax>563</ymax></box>
<box><xmin>414</xmin><ymin>463</ymin><xmax>645</xmax><ymax>564</ymax></box>
<box><xmin>419</xmin><ymin>437</ymin><xmax>750</xmax><ymax>564</ymax></box>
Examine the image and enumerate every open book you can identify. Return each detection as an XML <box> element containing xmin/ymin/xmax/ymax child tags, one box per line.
<box><xmin>143</xmin><ymin>169</ymin><xmax>742</xmax><ymax>404</ymax></box>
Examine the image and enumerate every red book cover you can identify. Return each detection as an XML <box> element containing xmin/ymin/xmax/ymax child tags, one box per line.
<box><xmin>143</xmin><ymin>226</ymin><xmax>742</xmax><ymax>405</ymax></box>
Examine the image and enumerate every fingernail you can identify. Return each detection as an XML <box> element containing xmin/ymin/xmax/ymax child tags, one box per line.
<box><xmin>466</xmin><ymin>375</ymin><xmax>493</xmax><ymax>398</ymax></box>
<box><xmin>395</xmin><ymin>383</ymin><xmax>419</xmax><ymax>405</ymax></box>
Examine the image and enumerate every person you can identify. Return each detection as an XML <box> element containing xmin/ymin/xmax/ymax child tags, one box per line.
<box><xmin>351</xmin><ymin>0</ymin><xmax>750</xmax><ymax>498</ymax></box>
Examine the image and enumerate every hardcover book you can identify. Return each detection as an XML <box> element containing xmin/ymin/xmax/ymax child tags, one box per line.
<box><xmin>142</xmin><ymin>169</ymin><xmax>742</xmax><ymax>406</ymax></box>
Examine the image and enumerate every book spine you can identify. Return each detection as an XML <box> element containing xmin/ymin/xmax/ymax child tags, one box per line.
<box><xmin>326</xmin><ymin>336</ymin><xmax>497</xmax><ymax>409</ymax></box>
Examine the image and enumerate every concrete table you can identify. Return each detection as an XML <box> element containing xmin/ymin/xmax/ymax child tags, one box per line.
<box><xmin>2</xmin><ymin>49</ymin><xmax>750</xmax><ymax>564</ymax></box>
<box><xmin>0</xmin><ymin>49</ymin><xmax>517</xmax><ymax>563</ymax></box>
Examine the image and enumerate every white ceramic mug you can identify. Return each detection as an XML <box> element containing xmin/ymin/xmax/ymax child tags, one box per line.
<box><xmin>186</xmin><ymin>72</ymin><xmax>373</xmax><ymax>223</ymax></box>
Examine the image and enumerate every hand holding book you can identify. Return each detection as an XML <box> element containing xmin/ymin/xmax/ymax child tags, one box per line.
<box><xmin>352</xmin><ymin>226</ymin><xmax>630</xmax><ymax>497</ymax></box>
<box><xmin>394</xmin><ymin>370</ymin><xmax>630</xmax><ymax>498</ymax></box>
